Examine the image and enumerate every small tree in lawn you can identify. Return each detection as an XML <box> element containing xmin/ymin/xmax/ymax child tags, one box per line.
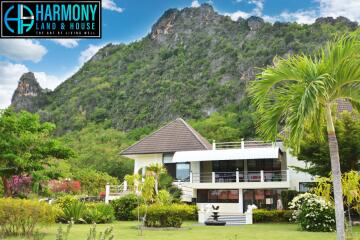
<box><xmin>0</xmin><ymin>109</ymin><xmax>73</xmax><ymax>197</ymax></box>
<box><xmin>314</xmin><ymin>171</ymin><xmax>360</xmax><ymax>227</ymax></box>
<box><xmin>146</xmin><ymin>163</ymin><xmax>166</xmax><ymax>194</ymax></box>
<box><xmin>249</xmin><ymin>33</ymin><xmax>360</xmax><ymax>240</ymax></box>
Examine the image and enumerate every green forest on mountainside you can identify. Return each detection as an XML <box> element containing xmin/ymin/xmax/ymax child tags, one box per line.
<box><xmin>10</xmin><ymin>5</ymin><xmax>359</xmax><ymax>181</ymax></box>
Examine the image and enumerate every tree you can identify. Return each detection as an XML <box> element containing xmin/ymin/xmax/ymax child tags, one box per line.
<box><xmin>297</xmin><ymin>112</ymin><xmax>360</xmax><ymax>176</ymax></box>
<box><xmin>146</xmin><ymin>163</ymin><xmax>166</xmax><ymax>194</ymax></box>
<box><xmin>248</xmin><ymin>33</ymin><xmax>360</xmax><ymax>240</ymax></box>
<box><xmin>314</xmin><ymin>171</ymin><xmax>360</xmax><ymax>229</ymax></box>
<box><xmin>0</xmin><ymin>109</ymin><xmax>72</xmax><ymax>197</ymax></box>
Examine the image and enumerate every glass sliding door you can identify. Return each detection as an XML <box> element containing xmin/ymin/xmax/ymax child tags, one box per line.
<box><xmin>243</xmin><ymin>189</ymin><xmax>284</xmax><ymax>212</ymax></box>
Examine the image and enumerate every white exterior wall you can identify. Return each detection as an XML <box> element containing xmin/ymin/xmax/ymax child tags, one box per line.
<box><xmin>197</xmin><ymin>203</ymin><xmax>242</xmax><ymax>213</ymax></box>
<box><xmin>126</xmin><ymin>153</ymin><xmax>163</xmax><ymax>174</ymax></box>
<box><xmin>285</xmin><ymin>149</ymin><xmax>315</xmax><ymax>191</ymax></box>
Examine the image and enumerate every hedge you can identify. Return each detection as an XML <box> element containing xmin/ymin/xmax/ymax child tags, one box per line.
<box><xmin>253</xmin><ymin>209</ymin><xmax>293</xmax><ymax>223</ymax></box>
<box><xmin>0</xmin><ymin>198</ymin><xmax>58</xmax><ymax>236</ymax></box>
<box><xmin>134</xmin><ymin>204</ymin><xmax>197</xmax><ymax>228</ymax></box>
<box><xmin>111</xmin><ymin>194</ymin><xmax>143</xmax><ymax>220</ymax></box>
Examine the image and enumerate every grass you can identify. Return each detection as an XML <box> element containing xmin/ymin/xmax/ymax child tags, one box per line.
<box><xmin>5</xmin><ymin>221</ymin><xmax>360</xmax><ymax>240</ymax></box>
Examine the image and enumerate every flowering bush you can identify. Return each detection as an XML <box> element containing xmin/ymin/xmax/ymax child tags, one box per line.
<box><xmin>48</xmin><ymin>180</ymin><xmax>81</xmax><ymax>194</ymax></box>
<box><xmin>289</xmin><ymin>193</ymin><xmax>335</xmax><ymax>232</ymax></box>
<box><xmin>10</xmin><ymin>175</ymin><xmax>32</xmax><ymax>197</ymax></box>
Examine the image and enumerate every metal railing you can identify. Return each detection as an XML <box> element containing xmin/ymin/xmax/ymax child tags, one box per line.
<box><xmin>214</xmin><ymin>140</ymin><xmax>274</xmax><ymax>150</ymax></box>
<box><xmin>189</xmin><ymin>170</ymin><xmax>288</xmax><ymax>183</ymax></box>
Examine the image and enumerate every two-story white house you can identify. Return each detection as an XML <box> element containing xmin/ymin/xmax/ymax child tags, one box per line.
<box><xmin>120</xmin><ymin>118</ymin><xmax>314</xmax><ymax>214</ymax></box>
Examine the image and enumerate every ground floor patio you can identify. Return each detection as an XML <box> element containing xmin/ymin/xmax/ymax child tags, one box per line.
<box><xmin>6</xmin><ymin>221</ymin><xmax>360</xmax><ymax>240</ymax></box>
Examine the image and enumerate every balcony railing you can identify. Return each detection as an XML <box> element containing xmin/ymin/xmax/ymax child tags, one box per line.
<box><xmin>190</xmin><ymin>170</ymin><xmax>289</xmax><ymax>184</ymax></box>
<box><xmin>213</xmin><ymin>140</ymin><xmax>275</xmax><ymax>150</ymax></box>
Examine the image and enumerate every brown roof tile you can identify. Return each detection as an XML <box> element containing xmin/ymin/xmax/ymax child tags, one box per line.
<box><xmin>121</xmin><ymin>118</ymin><xmax>212</xmax><ymax>155</ymax></box>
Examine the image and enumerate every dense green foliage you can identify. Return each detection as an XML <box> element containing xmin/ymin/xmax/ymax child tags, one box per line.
<box><xmin>57</xmin><ymin>199</ymin><xmax>115</xmax><ymax>224</ymax></box>
<box><xmin>134</xmin><ymin>204</ymin><xmax>197</xmax><ymax>228</ymax></box>
<box><xmin>0</xmin><ymin>198</ymin><xmax>57</xmax><ymax>236</ymax></box>
<box><xmin>72</xmin><ymin>168</ymin><xmax>119</xmax><ymax>195</ymax></box>
<box><xmin>83</xmin><ymin>203</ymin><xmax>115</xmax><ymax>224</ymax></box>
<box><xmin>111</xmin><ymin>194</ymin><xmax>142</xmax><ymax>221</ymax></box>
<box><xmin>60</xmin><ymin>124</ymin><xmax>134</xmax><ymax>180</ymax></box>
<box><xmin>0</xmin><ymin>109</ymin><xmax>72</xmax><ymax>197</ymax></box>
<box><xmin>253</xmin><ymin>209</ymin><xmax>293</xmax><ymax>223</ymax></box>
<box><xmin>298</xmin><ymin>112</ymin><xmax>360</xmax><ymax>176</ymax></box>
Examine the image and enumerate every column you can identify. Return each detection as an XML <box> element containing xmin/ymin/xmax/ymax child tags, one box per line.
<box><xmin>239</xmin><ymin>189</ymin><xmax>243</xmax><ymax>213</ymax></box>
<box><xmin>105</xmin><ymin>183</ymin><xmax>110</xmax><ymax>204</ymax></box>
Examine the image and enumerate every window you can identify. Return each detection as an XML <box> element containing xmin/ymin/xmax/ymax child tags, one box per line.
<box><xmin>299</xmin><ymin>182</ymin><xmax>315</xmax><ymax>192</ymax></box>
<box><xmin>176</xmin><ymin>163</ymin><xmax>190</xmax><ymax>181</ymax></box>
<box><xmin>163</xmin><ymin>153</ymin><xmax>174</xmax><ymax>163</ymax></box>
<box><xmin>197</xmin><ymin>189</ymin><xmax>239</xmax><ymax>203</ymax></box>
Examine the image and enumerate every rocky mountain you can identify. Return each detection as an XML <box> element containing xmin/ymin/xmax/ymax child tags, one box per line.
<box><xmin>11</xmin><ymin>72</ymin><xmax>48</xmax><ymax>113</ymax></box>
<box><xmin>11</xmin><ymin>4</ymin><xmax>358</xmax><ymax>134</ymax></box>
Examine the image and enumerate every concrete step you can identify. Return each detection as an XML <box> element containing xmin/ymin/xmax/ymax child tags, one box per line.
<box><xmin>209</xmin><ymin>214</ymin><xmax>247</xmax><ymax>225</ymax></box>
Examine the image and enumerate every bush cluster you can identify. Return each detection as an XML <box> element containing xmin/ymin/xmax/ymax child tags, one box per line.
<box><xmin>0</xmin><ymin>198</ymin><xmax>57</xmax><ymax>237</ymax></box>
<box><xmin>253</xmin><ymin>209</ymin><xmax>293</xmax><ymax>223</ymax></box>
<box><xmin>111</xmin><ymin>194</ymin><xmax>142</xmax><ymax>221</ymax></box>
<box><xmin>134</xmin><ymin>204</ymin><xmax>196</xmax><ymax>228</ymax></box>
<box><xmin>289</xmin><ymin>193</ymin><xmax>335</xmax><ymax>232</ymax></box>
<box><xmin>55</xmin><ymin>196</ymin><xmax>115</xmax><ymax>224</ymax></box>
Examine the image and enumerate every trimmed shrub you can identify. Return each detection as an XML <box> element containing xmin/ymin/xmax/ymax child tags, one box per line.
<box><xmin>253</xmin><ymin>209</ymin><xmax>293</xmax><ymax>223</ymax></box>
<box><xmin>111</xmin><ymin>194</ymin><xmax>142</xmax><ymax>221</ymax></box>
<box><xmin>84</xmin><ymin>203</ymin><xmax>115</xmax><ymax>224</ymax></box>
<box><xmin>289</xmin><ymin>193</ymin><xmax>335</xmax><ymax>232</ymax></box>
<box><xmin>54</xmin><ymin>194</ymin><xmax>79</xmax><ymax>210</ymax></box>
<box><xmin>0</xmin><ymin>198</ymin><xmax>57</xmax><ymax>236</ymax></box>
<box><xmin>134</xmin><ymin>204</ymin><xmax>195</xmax><ymax>228</ymax></box>
<box><xmin>280</xmin><ymin>190</ymin><xmax>299</xmax><ymax>210</ymax></box>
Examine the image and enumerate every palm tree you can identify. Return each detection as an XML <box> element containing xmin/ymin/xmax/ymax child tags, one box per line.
<box><xmin>146</xmin><ymin>163</ymin><xmax>166</xmax><ymax>194</ymax></box>
<box><xmin>248</xmin><ymin>33</ymin><xmax>360</xmax><ymax>240</ymax></box>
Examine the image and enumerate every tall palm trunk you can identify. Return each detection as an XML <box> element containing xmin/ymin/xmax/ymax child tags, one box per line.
<box><xmin>1</xmin><ymin>176</ymin><xmax>12</xmax><ymax>197</ymax></box>
<box><xmin>325</xmin><ymin>104</ymin><xmax>345</xmax><ymax>240</ymax></box>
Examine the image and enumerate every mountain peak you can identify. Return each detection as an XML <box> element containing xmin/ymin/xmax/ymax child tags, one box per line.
<box><xmin>11</xmin><ymin>72</ymin><xmax>45</xmax><ymax>112</ymax></box>
<box><xmin>150</xmin><ymin>4</ymin><xmax>220</xmax><ymax>43</ymax></box>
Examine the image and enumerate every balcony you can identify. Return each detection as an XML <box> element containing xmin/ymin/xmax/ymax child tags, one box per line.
<box><xmin>187</xmin><ymin>170</ymin><xmax>289</xmax><ymax>184</ymax></box>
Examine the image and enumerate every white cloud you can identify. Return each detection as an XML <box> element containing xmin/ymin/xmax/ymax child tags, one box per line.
<box><xmin>249</xmin><ymin>0</ymin><xmax>264</xmax><ymax>16</ymax></box>
<box><xmin>51</xmin><ymin>39</ymin><xmax>80</xmax><ymax>48</ymax></box>
<box><xmin>102</xmin><ymin>0</ymin><xmax>123</xmax><ymax>13</ymax></box>
<box><xmin>278</xmin><ymin>10</ymin><xmax>317</xmax><ymax>24</ymax></box>
<box><xmin>225</xmin><ymin>10</ymin><xmax>250</xmax><ymax>21</ymax></box>
<box><xmin>191</xmin><ymin>0</ymin><xmax>201</xmax><ymax>8</ymax></box>
<box><xmin>0</xmin><ymin>61</ymin><xmax>66</xmax><ymax>109</ymax></box>
<box><xmin>78</xmin><ymin>44</ymin><xmax>104</xmax><ymax>66</ymax></box>
<box><xmin>224</xmin><ymin>0</ymin><xmax>263</xmax><ymax>21</ymax></box>
<box><xmin>0</xmin><ymin>39</ymin><xmax>47</xmax><ymax>62</ymax></box>
<box><xmin>225</xmin><ymin>0</ymin><xmax>360</xmax><ymax>24</ymax></box>
<box><xmin>318</xmin><ymin>0</ymin><xmax>360</xmax><ymax>22</ymax></box>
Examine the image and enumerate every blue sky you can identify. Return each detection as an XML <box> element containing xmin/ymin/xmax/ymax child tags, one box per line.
<box><xmin>0</xmin><ymin>0</ymin><xmax>359</xmax><ymax>108</ymax></box>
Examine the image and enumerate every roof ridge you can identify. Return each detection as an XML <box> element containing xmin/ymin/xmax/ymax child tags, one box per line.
<box><xmin>177</xmin><ymin>118</ymin><xmax>211</xmax><ymax>150</ymax></box>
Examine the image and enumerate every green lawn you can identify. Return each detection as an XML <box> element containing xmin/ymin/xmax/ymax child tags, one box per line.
<box><xmin>6</xmin><ymin>222</ymin><xmax>360</xmax><ymax>240</ymax></box>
